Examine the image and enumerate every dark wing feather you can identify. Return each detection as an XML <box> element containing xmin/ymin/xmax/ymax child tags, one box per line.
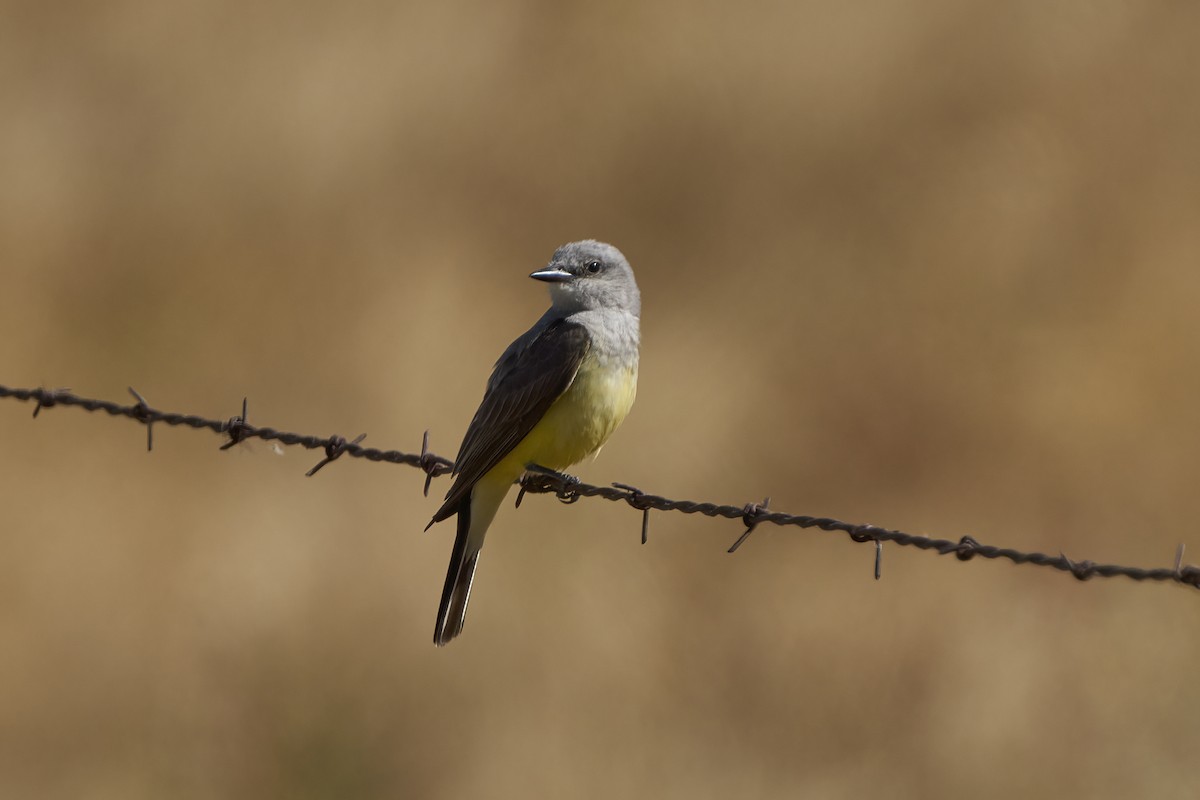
<box><xmin>430</xmin><ymin>320</ymin><xmax>591</xmax><ymax>522</ymax></box>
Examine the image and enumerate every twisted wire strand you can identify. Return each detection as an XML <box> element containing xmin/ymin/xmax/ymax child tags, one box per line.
<box><xmin>3</xmin><ymin>383</ymin><xmax>1197</xmax><ymax>590</ymax></box>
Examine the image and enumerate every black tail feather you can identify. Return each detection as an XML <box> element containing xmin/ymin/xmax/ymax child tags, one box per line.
<box><xmin>433</xmin><ymin>497</ymin><xmax>478</xmax><ymax>646</ymax></box>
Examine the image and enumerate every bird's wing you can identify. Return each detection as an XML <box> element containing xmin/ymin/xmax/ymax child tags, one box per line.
<box><xmin>430</xmin><ymin>319</ymin><xmax>591</xmax><ymax>522</ymax></box>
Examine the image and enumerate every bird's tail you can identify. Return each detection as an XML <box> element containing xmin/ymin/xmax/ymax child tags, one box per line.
<box><xmin>434</xmin><ymin>497</ymin><xmax>478</xmax><ymax>646</ymax></box>
<box><xmin>433</xmin><ymin>478</ymin><xmax>508</xmax><ymax>646</ymax></box>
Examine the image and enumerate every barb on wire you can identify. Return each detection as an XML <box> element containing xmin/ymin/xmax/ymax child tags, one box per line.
<box><xmin>127</xmin><ymin>387</ymin><xmax>154</xmax><ymax>451</ymax></box>
<box><xmin>2</xmin><ymin>382</ymin><xmax>1198</xmax><ymax>593</ymax></box>
<box><xmin>728</xmin><ymin>497</ymin><xmax>771</xmax><ymax>553</ymax></box>
<box><xmin>612</xmin><ymin>482</ymin><xmax>652</xmax><ymax>544</ymax></box>
<box><xmin>306</xmin><ymin>433</ymin><xmax>367</xmax><ymax>477</ymax></box>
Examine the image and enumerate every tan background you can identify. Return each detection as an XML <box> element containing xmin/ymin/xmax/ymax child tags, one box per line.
<box><xmin>3</xmin><ymin>1</ymin><xmax>1199</xmax><ymax>797</ymax></box>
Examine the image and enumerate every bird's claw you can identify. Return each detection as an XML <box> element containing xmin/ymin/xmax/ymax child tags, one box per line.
<box><xmin>525</xmin><ymin>464</ymin><xmax>580</xmax><ymax>486</ymax></box>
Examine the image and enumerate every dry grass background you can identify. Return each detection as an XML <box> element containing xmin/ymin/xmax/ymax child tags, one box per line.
<box><xmin>3</xmin><ymin>1</ymin><xmax>1200</xmax><ymax>797</ymax></box>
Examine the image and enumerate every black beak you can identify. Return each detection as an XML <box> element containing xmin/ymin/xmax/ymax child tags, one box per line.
<box><xmin>529</xmin><ymin>267</ymin><xmax>574</xmax><ymax>283</ymax></box>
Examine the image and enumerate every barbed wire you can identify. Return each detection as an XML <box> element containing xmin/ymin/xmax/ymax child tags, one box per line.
<box><xmin>2</xmin><ymin>382</ymin><xmax>1198</xmax><ymax>591</ymax></box>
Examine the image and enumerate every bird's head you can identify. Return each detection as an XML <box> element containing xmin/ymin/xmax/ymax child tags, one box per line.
<box><xmin>531</xmin><ymin>240</ymin><xmax>640</xmax><ymax>317</ymax></box>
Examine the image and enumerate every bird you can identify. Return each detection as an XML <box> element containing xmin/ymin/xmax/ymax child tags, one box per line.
<box><xmin>427</xmin><ymin>240</ymin><xmax>641</xmax><ymax>646</ymax></box>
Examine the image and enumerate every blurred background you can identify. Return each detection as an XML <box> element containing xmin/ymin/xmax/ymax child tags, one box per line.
<box><xmin>3</xmin><ymin>1</ymin><xmax>1199</xmax><ymax>797</ymax></box>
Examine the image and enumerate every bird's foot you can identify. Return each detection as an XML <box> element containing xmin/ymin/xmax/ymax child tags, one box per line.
<box><xmin>524</xmin><ymin>463</ymin><xmax>580</xmax><ymax>486</ymax></box>
<box><xmin>517</xmin><ymin>464</ymin><xmax>583</xmax><ymax>506</ymax></box>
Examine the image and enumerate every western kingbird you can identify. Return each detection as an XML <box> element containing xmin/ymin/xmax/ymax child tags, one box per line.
<box><xmin>427</xmin><ymin>240</ymin><xmax>641</xmax><ymax>646</ymax></box>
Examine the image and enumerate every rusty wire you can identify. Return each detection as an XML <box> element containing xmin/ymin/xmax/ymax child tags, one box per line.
<box><xmin>2</xmin><ymin>382</ymin><xmax>1198</xmax><ymax>591</ymax></box>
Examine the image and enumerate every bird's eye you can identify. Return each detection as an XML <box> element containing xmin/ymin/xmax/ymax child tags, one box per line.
<box><xmin>586</xmin><ymin>260</ymin><xmax>602</xmax><ymax>274</ymax></box>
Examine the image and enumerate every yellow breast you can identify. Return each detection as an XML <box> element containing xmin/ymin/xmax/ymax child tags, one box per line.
<box><xmin>491</xmin><ymin>358</ymin><xmax>638</xmax><ymax>481</ymax></box>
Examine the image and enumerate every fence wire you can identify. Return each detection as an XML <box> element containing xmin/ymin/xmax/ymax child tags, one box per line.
<box><xmin>2</xmin><ymin>383</ymin><xmax>1197</xmax><ymax>591</ymax></box>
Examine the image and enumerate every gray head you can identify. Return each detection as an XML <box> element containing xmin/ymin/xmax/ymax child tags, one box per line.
<box><xmin>530</xmin><ymin>240</ymin><xmax>640</xmax><ymax>317</ymax></box>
